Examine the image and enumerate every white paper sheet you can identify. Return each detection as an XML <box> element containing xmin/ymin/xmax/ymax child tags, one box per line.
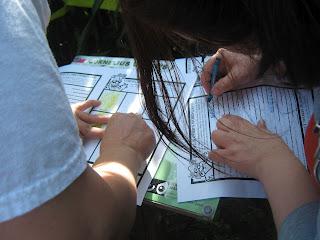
<box><xmin>59</xmin><ymin>58</ymin><xmax>197</xmax><ymax>205</ymax></box>
<box><xmin>177</xmin><ymin>80</ymin><xmax>314</xmax><ymax>202</ymax></box>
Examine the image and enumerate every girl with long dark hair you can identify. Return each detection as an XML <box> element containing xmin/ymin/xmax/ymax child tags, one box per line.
<box><xmin>120</xmin><ymin>0</ymin><xmax>320</xmax><ymax>238</ymax></box>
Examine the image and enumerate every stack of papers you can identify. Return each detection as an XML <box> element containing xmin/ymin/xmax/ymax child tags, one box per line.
<box><xmin>59</xmin><ymin>56</ymin><xmax>314</xmax><ymax>209</ymax></box>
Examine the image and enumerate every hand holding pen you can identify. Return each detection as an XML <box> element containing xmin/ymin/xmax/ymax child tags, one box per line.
<box><xmin>200</xmin><ymin>50</ymin><xmax>223</xmax><ymax>98</ymax></box>
<box><xmin>207</xmin><ymin>58</ymin><xmax>221</xmax><ymax>102</ymax></box>
<box><xmin>200</xmin><ymin>48</ymin><xmax>261</xmax><ymax>96</ymax></box>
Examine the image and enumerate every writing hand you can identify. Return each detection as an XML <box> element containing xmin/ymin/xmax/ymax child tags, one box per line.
<box><xmin>201</xmin><ymin>48</ymin><xmax>261</xmax><ymax>96</ymax></box>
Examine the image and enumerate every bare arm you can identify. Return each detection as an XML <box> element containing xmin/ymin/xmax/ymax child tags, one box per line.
<box><xmin>0</xmin><ymin>166</ymin><xmax>134</xmax><ymax>240</ymax></box>
<box><xmin>0</xmin><ymin>113</ymin><xmax>155</xmax><ymax>240</ymax></box>
<box><xmin>258</xmin><ymin>148</ymin><xmax>320</xmax><ymax>230</ymax></box>
<box><xmin>209</xmin><ymin>115</ymin><xmax>320</xmax><ymax>230</ymax></box>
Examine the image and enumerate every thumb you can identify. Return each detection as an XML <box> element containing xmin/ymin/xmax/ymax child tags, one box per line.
<box><xmin>201</xmin><ymin>53</ymin><xmax>223</xmax><ymax>94</ymax></box>
<box><xmin>257</xmin><ymin>119</ymin><xmax>267</xmax><ymax>129</ymax></box>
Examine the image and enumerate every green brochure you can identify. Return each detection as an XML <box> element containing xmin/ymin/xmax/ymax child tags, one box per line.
<box><xmin>144</xmin><ymin>147</ymin><xmax>219</xmax><ymax>220</ymax></box>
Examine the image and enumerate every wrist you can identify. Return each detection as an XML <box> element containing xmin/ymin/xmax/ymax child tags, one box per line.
<box><xmin>258</xmin><ymin>156</ymin><xmax>298</xmax><ymax>183</ymax></box>
<box><xmin>254</xmin><ymin>139</ymin><xmax>298</xmax><ymax>181</ymax></box>
<box><xmin>95</xmin><ymin>145</ymin><xmax>143</xmax><ymax>174</ymax></box>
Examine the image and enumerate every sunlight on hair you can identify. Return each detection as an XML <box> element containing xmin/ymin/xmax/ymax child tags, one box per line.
<box><xmin>94</xmin><ymin>162</ymin><xmax>137</xmax><ymax>188</ymax></box>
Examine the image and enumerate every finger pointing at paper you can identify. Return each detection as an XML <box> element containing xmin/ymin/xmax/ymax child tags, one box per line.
<box><xmin>72</xmin><ymin>100</ymin><xmax>109</xmax><ymax>139</ymax></box>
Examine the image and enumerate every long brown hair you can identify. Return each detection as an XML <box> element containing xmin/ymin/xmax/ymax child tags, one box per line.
<box><xmin>120</xmin><ymin>0</ymin><xmax>320</xmax><ymax>159</ymax></box>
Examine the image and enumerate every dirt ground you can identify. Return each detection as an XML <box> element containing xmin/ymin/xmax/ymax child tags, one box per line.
<box><xmin>131</xmin><ymin>199</ymin><xmax>276</xmax><ymax>240</ymax></box>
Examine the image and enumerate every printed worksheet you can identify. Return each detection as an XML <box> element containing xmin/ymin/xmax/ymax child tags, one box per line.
<box><xmin>59</xmin><ymin>58</ymin><xmax>197</xmax><ymax>205</ymax></box>
<box><xmin>177</xmin><ymin>76</ymin><xmax>314</xmax><ymax>202</ymax></box>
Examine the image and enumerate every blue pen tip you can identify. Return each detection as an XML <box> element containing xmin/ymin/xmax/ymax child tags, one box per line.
<box><xmin>207</xmin><ymin>95</ymin><xmax>213</xmax><ymax>102</ymax></box>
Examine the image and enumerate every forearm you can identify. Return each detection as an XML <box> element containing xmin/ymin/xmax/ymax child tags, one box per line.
<box><xmin>93</xmin><ymin>147</ymin><xmax>141</xmax><ymax>239</ymax></box>
<box><xmin>259</xmin><ymin>155</ymin><xmax>320</xmax><ymax>230</ymax></box>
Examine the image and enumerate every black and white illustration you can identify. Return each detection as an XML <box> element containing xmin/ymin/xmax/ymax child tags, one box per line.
<box><xmin>60</xmin><ymin>59</ymin><xmax>198</xmax><ymax>205</ymax></box>
<box><xmin>106</xmin><ymin>73</ymin><xmax>128</xmax><ymax>91</ymax></box>
<box><xmin>177</xmin><ymin>84</ymin><xmax>314</xmax><ymax>202</ymax></box>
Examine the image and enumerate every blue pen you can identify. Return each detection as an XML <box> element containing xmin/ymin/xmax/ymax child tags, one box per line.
<box><xmin>207</xmin><ymin>58</ymin><xmax>221</xmax><ymax>102</ymax></box>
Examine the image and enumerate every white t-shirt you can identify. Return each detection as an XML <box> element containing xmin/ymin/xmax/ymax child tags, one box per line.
<box><xmin>0</xmin><ymin>0</ymin><xmax>87</xmax><ymax>222</ymax></box>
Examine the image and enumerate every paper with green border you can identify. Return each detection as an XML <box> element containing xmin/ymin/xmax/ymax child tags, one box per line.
<box><xmin>145</xmin><ymin>147</ymin><xmax>219</xmax><ymax>220</ymax></box>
